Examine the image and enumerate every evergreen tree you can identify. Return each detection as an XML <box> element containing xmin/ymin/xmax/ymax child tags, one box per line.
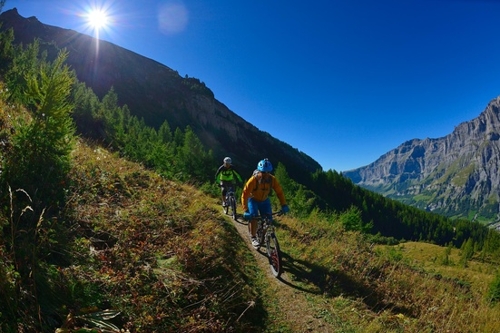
<box><xmin>3</xmin><ymin>49</ymin><xmax>75</xmax><ymax>209</ymax></box>
<box><xmin>179</xmin><ymin>126</ymin><xmax>214</xmax><ymax>182</ymax></box>
<box><xmin>4</xmin><ymin>40</ymin><xmax>43</xmax><ymax>106</ymax></box>
<box><xmin>71</xmin><ymin>81</ymin><xmax>100</xmax><ymax>137</ymax></box>
<box><xmin>0</xmin><ymin>26</ymin><xmax>14</xmax><ymax>76</ymax></box>
<box><xmin>460</xmin><ymin>238</ymin><xmax>475</xmax><ymax>267</ymax></box>
<box><xmin>158</xmin><ymin>120</ymin><xmax>173</xmax><ymax>144</ymax></box>
<box><xmin>487</xmin><ymin>271</ymin><xmax>500</xmax><ymax>304</ymax></box>
<box><xmin>339</xmin><ymin>206</ymin><xmax>372</xmax><ymax>233</ymax></box>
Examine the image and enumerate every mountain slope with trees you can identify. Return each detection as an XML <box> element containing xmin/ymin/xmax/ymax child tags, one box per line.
<box><xmin>0</xmin><ymin>7</ymin><xmax>320</xmax><ymax>186</ymax></box>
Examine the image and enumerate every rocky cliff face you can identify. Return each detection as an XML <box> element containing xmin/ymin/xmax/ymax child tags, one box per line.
<box><xmin>343</xmin><ymin>97</ymin><xmax>500</xmax><ymax>223</ymax></box>
<box><xmin>0</xmin><ymin>8</ymin><xmax>321</xmax><ymax>182</ymax></box>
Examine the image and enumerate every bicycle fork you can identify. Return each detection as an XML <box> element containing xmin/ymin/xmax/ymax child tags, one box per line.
<box><xmin>256</xmin><ymin>223</ymin><xmax>266</xmax><ymax>248</ymax></box>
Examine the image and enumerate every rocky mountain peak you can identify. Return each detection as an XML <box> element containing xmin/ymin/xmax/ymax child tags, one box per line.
<box><xmin>343</xmin><ymin>96</ymin><xmax>500</xmax><ymax>223</ymax></box>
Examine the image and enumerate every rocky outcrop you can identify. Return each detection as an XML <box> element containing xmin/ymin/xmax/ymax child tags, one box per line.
<box><xmin>343</xmin><ymin>97</ymin><xmax>500</xmax><ymax>223</ymax></box>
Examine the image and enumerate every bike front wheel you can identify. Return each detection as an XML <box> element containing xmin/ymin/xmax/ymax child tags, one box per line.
<box><xmin>266</xmin><ymin>233</ymin><xmax>282</xmax><ymax>278</ymax></box>
<box><xmin>229</xmin><ymin>196</ymin><xmax>237</xmax><ymax>220</ymax></box>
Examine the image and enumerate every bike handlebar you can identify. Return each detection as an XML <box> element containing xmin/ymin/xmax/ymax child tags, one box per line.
<box><xmin>219</xmin><ymin>184</ymin><xmax>238</xmax><ymax>190</ymax></box>
<box><xmin>254</xmin><ymin>211</ymin><xmax>284</xmax><ymax>219</ymax></box>
<box><xmin>243</xmin><ymin>210</ymin><xmax>286</xmax><ymax>221</ymax></box>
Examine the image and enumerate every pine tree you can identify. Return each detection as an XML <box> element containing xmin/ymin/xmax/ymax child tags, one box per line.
<box><xmin>3</xmin><ymin>49</ymin><xmax>75</xmax><ymax>209</ymax></box>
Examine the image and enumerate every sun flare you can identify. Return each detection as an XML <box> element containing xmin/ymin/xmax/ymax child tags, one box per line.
<box><xmin>85</xmin><ymin>8</ymin><xmax>110</xmax><ymax>31</ymax></box>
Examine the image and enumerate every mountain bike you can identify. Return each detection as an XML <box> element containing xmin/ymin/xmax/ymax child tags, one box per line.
<box><xmin>223</xmin><ymin>186</ymin><xmax>237</xmax><ymax>220</ymax></box>
<box><xmin>254</xmin><ymin>211</ymin><xmax>283</xmax><ymax>278</ymax></box>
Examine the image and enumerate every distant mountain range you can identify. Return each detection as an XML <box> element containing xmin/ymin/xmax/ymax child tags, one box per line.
<box><xmin>0</xmin><ymin>8</ymin><xmax>321</xmax><ymax>184</ymax></box>
<box><xmin>343</xmin><ymin>97</ymin><xmax>500</xmax><ymax>225</ymax></box>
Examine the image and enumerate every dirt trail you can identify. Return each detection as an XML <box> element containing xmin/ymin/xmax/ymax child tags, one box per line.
<box><xmin>228</xmin><ymin>212</ymin><xmax>334</xmax><ymax>333</ymax></box>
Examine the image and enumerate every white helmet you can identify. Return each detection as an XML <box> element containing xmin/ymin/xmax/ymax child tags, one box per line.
<box><xmin>223</xmin><ymin>157</ymin><xmax>232</xmax><ymax>164</ymax></box>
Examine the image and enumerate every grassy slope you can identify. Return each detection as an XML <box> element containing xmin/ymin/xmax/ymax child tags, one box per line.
<box><xmin>63</xmin><ymin>141</ymin><xmax>272</xmax><ymax>332</ymax></box>
<box><xmin>63</xmin><ymin>140</ymin><xmax>500</xmax><ymax>332</ymax></box>
<box><xmin>274</xmin><ymin>216</ymin><xmax>500</xmax><ymax>332</ymax></box>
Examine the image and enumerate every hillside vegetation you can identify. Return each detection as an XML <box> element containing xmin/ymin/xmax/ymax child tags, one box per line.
<box><xmin>1</xmin><ymin>20</ymin><xmax>500</xmax><ymax>332</ymax></box>
<box><xmin>2</xmin><ymin>137</ymin><xmax>500</xmax><ymax>332</ymax></box>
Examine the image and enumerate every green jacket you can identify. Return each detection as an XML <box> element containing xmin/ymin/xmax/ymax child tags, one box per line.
<box><xmin>215</xmin><ymin>165</ymin><xmax>243</xmax><ymax>183</ymax></box>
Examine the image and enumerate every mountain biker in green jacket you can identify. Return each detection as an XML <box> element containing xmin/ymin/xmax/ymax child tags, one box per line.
<box><xmin>215</xmin><ymin>157</ymin><xmax>243</xmax><ymax>207</ymax></box>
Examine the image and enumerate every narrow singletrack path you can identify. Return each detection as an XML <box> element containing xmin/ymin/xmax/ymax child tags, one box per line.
<box><xmin>228</xmin><ymin>212</ymin><xmax>335</xmax><ymax>332</ymax></box>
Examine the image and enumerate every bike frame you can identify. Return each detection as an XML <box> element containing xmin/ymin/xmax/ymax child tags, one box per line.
<box><xmin>257</xmin><ymin>215</ymin><xmax>275</xmax><ymax>244</ymax></box>
<box><xmin>225</xmin><ymin>186</ymin><xmax>235</xmax><ymax>201</ymax></box>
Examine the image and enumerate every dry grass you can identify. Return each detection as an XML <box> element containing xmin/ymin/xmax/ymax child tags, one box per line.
<box><xmin>273</xmin><ymin>215</ymin><xmax>500</xmax><ymax>333</ymax></box>
<box><xmin>60</xmin><ymin>140</ymin><xmax>269</xmax><ymax>332</ymax></box>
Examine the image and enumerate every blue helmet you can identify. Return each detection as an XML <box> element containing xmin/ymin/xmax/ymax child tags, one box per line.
<box><xmin>257</xmin><ymin>158</ymin><xmax>273</xmax><ymax>172</ymax></box>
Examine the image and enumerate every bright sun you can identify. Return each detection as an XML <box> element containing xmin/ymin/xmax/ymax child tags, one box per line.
<box><xmin>85</xmin><ymin>8</ymin><xmax>110</xmax><ymax>31</ymax></box>
<box><xmin>79</xmin><ymin>3</ymin><xmax>115</xmax><ymax>47</ymax></box>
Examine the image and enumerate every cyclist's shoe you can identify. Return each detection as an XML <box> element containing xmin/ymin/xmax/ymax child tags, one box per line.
<box><xmin>251</xmin><ymin>237</ymin><xmax>260</xmax><ymax>248</ymax></box>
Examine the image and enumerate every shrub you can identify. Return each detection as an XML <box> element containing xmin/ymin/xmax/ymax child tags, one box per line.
<box><xmin>487</xmin><ymin>271</ymin><xmax>500</xmax><ymax>304</ymax></box>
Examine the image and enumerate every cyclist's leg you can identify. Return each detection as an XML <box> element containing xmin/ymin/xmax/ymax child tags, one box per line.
<box><xmin>220</xmin><ymin>181</ymin><xmax>228</xmax><ymax>205</ymax></box>
<box><xmin>259</xmin><ymin>198</ymin><xmax>272</xmax><ymax>219</ymax></box>
<box><xmin>248</xmin><ymin>198</ymin><xmax>259</xmax><ymax>237</ymax></box>
<box><xmin>230</xmin><ymin>182</ymin><xmax>237</xmax><ymax>210</ymax></box>
<box><xmin>226</xmin><ymin>182</ymin><xmax>233</xmax><ymax>203</ymax></box>
<box><xmin>256</xmin><ymin>200</ymin><xmax>270</xmax><ymax>245</ymax></box>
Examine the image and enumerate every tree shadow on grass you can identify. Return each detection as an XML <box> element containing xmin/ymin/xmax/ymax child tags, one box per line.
<box><xmin>267</xmin><ymin>249</ymin><xmax>414</xmax><ymax>317</ymax></box>
<box><xmin>235</xmin><ymin>217</ymin><xmax>414</xmax><ymax>318</ymax></box>
<box><xmin>278</xmin><ymin>251</ymin><xmax>329</xmax><ymax>294</ymax></box>
<box><xmin>253</xmin><ymin>248</ymin><xmax>327</xmax><ymax>294</ymax></box>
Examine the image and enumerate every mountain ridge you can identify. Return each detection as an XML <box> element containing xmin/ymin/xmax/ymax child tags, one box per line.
<box><xmin>0</xmin><ymin>8</ymin><xmax>321</xmax><ymax>182</ymax></box>
<box><xmin>344</xmin><ymin>96</ymin><xmax>500</xmax><ymax>223</ymax></box>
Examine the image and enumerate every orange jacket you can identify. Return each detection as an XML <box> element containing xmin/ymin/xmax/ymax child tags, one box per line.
<box><xmin>241</xmin><ymin>173</ymin><xmax>286</xmax><ymax>211</ymax></box>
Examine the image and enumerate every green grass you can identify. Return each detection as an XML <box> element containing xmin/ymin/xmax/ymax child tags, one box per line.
<box><xmin>274</xmin><ymin>215</ymin><xmax>500</xmax><ymax>332</ymax></box>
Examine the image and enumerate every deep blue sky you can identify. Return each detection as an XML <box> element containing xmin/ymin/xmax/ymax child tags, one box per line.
<box><xmin>4</xmin><ymin>0</ymin><xmax>500</xmax><ymax>171</ymax></box>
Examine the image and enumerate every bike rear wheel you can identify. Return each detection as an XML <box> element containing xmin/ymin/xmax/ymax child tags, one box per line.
<box><xmin>266</xmin><ymin>233</ymin><xmax>282</xmax><ymax>278</ymax></box>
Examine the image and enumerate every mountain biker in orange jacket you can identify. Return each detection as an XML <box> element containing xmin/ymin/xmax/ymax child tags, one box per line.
<box><xmin>241</xmin><ymin>158</ymin><xmax>289</xmax><ymax>248</ymax></box>
<box><xmin>215</xmin><ymin>157</ymin><xmax>243</xmax><ymax>207</ymax></box>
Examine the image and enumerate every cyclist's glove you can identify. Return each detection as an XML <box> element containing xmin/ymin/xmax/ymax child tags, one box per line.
<box><xmin>281</xmin><ymin>205</ymin><xmax>290</xmax><ymax>214</ymax></box>
<box><xmin>243</xmin><ymin>211</ymin><xmax>252</xmax><ymax>221</ymax></box>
